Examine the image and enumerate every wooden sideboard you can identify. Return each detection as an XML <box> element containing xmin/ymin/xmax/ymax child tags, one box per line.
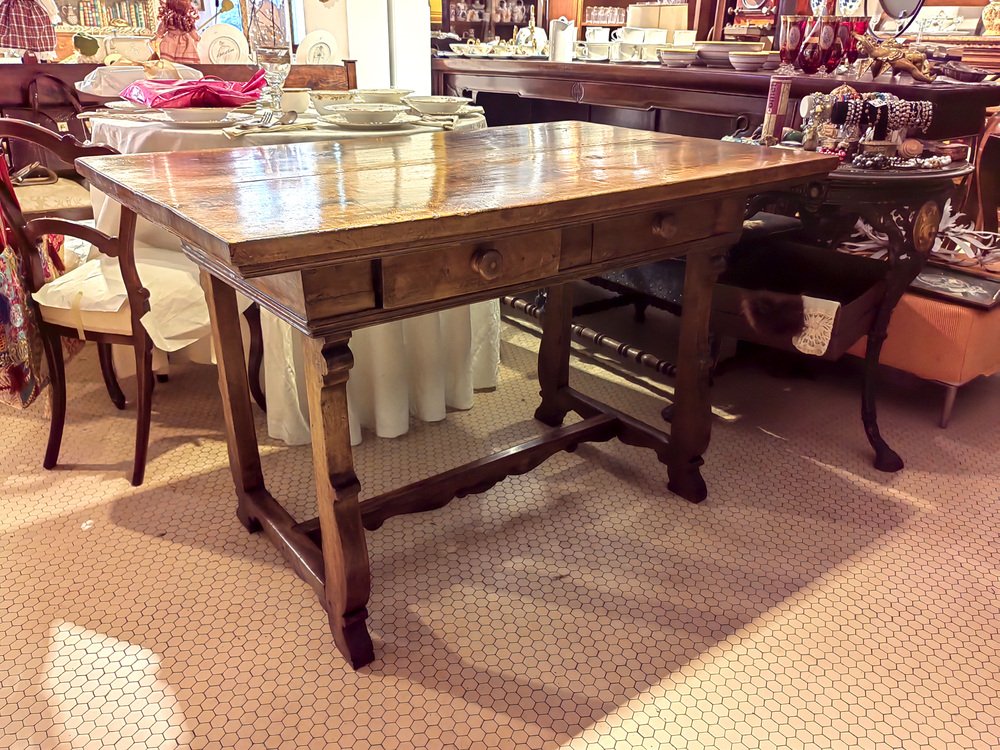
<box><xmin>432</xmin><ymin>58</ymin><xmax>1000</xmax><ymax>140</ymax></box>
<box><xmin>0</xmin><ymin>62</ymin><xmax>358</xmax><ymax>108</ymax></box>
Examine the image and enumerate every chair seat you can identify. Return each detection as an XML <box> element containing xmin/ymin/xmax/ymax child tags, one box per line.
<box><xmin>32</xmin><ymin>249</ymin><xmax>210</xmax><ymax>351</ymax></box>
<box><xmin>38</xmin><ymin>299</ymin><xmax>133</xmax><ymax>336</ymax></box>
<box><xmin>14</xmin><ymin>178</ymin><xmax>93</xmax><ymax>219</ymax></box>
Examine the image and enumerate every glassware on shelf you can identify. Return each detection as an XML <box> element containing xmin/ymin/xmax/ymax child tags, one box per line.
<box><xmin>820</xmin><ymin>17</ymin><xmax>843</xmax><ymax>73</ymax></box>
<box><xmin>843</xmin><ymin>16</ymin><xmax>869</xmax><ymax>75</ymax></box>
<box><xmin>779</xmin><ymin>15</ymin><xmax>808</xmax><ymax>73</ymax></box>
<box><xmin>247</xmin><ymin>0</ymin><xmax>293</xmax><ymax>112</ymax></box>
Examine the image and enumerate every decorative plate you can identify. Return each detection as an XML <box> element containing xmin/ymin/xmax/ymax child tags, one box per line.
<box><xmin>198</xmin><ymin>24</ymin><xmax>252</xmax><ymax>65</ymax></box>
<box><xmin>296</xmin><ymin>30</ymin><xmax>341</xmax><ymax>65</ymax></box>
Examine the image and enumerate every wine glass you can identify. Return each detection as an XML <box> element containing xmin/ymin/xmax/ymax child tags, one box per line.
<box><xmin>845</xmin><ymin>16</ymin><xmax>870</xmax><ymax>75</ymax></box>
<box><xmin>779</xmin><ymin>15</ymin><xmax>808</xmax><ymax>73</ymax></box>
<box><xmin>821</xmin><ymin>18</ymin><xmax>844</xmax><ymax>74</ymax></box>
<box><xmin>247</xmin><ymin>0</ymin><xmax>293</xmax><ymax>112</ymax></box>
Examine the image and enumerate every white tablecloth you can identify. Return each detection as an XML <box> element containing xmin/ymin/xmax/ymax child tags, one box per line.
<box><xmin>88</xmin><ymin>113</ymin><xmax>500</xmax><ymax>446</ymax></box>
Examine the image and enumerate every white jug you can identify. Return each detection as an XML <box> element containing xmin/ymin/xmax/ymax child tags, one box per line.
<box><xmin>548</xmin><ymin>17</ymin><xmax>576</xmax><ymax>63</ymax></box>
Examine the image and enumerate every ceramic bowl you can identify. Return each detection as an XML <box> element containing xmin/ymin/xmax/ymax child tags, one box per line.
<box><xmin>658</xmin><ymin>48</ymin><xmax>697</xmax><ymax>68</ymax></box>
<box><xmin>728</xmin><ymin>51</ymin><xmax>770</xmax><ymax>72</ymax></box>
<box><xmin>310</xmin><ymin>90</ymin><xmax>354</xmax><ymax>115</ymax></box>
<box><xmin>322</xmin><ymin>103</ymin><xmax>409</xmax><ymax>125</ymax></box>
<box><xmin>404</xmin><ymin>95</ymin><xmax>472</xmax><ymax>116</ymax></box>
<box><xmin>763</xmin><ymin>51</ymin><xmax>781</xmax><ymax>70</ymax></box>
<box><xmin>694</xmin><ymin>40</ymin><xmax>764</xmax><ymax>68</ymax></box>
<box><xmin>349</xmin><ymin>88</ymin><xmax>414</xmax><ymax>104</ymax></box>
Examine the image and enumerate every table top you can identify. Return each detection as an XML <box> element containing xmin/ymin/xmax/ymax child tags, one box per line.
<box><xmin>78</xmin><ymin>121</ymin><xmax>838</xmax><ymax>277</ymax></box>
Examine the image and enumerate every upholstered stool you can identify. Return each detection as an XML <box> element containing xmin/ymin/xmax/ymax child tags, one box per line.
<box><xmin>847</xmin><ymin>292</ymin><xmax>1000</xmax><ymax>427</ymax></box>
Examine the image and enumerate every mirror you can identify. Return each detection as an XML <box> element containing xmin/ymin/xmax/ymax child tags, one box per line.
<box><xmin>871</xmin><ymin>0</ymin><xmax>927</xmax><ymax>38</ymax></box>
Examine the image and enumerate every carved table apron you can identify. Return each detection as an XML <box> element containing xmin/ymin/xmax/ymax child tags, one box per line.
<box><xmin>78</xmin><ymin>122</ymin><xmax>837</xmax><ymax>669</ymax></box>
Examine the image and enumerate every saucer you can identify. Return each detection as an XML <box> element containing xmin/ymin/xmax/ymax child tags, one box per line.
<box><xmin>320</xmin><ymin>114</ymin><xmax>421</xmax><ymax>131</ymax></box>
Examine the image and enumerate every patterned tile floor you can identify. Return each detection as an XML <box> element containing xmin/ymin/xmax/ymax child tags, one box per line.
<box><xmin>2</xmin><ymin>309</ymin><xmax>999</xmax><ymax>750</ymax></box>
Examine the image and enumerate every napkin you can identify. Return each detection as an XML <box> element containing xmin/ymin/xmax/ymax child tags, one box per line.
<box><xmin>120</xmin><ymin>69</ymin><xmax>266</xmax><ymax>109</ymax></box>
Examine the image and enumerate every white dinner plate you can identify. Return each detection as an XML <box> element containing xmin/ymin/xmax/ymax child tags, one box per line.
<box><xmin>161</xmin><ymin>113</ymin><xmax>252</xmax><ymax>129</ymax></box>
<box><xmin>157</xmin><ymin>107</ymin><xmax>237</xmax><ymax>123</ymax></box>
<box><xmin>198</xmin><ymin>24</ymin><xmax>252</xmax><ymax>65</ymax></box>
<box><xmin>319</xmin><ymin>114</ymin><xmax>421</xmax><ymax>131</ymax></box>
<box><xmin>296</xmin><ymin>30</ymin><xmax>341</xmax><ymax>65</ymax></box>
<box><xmin>105</xmin><ymin>100</ymin><xmax>141</xmax><ymax>110</ymax></box>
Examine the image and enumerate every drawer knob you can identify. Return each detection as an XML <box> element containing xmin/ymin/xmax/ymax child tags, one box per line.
<box><xmin>471</xmin><ymin>248</ymin><xmax>503</xmax><ymax>281</ymax></box>
<box><xmin>652</xmin><ymin>214</ymin><xmax>677</xmax><ymax>241</ymax></box>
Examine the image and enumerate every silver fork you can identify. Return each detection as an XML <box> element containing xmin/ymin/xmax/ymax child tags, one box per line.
<box><xmin>239</xmin><ymin>110</ymin><xmax>275</xmax><ymax>130</ymax></box>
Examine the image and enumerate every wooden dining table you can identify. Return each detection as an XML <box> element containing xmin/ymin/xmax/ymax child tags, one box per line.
<box><xmin>78</xmin><ymin>121</ymin><xmax>837</xmax><ymax>669</ymax></box>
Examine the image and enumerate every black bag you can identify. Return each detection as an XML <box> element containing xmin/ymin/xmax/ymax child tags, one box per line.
<box><xmin>1</xmin><ymin>74</ymin><xmax>92</xmax><ymax>176</ymax></box>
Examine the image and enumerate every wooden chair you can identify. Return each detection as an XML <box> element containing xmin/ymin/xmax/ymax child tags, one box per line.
<box><xmin>0</xmin><ymin>120</ymin><xmax>153</xmax><ymax>485</ymax></box>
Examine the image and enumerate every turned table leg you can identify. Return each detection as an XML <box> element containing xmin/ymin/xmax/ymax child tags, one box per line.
<box><xmin>534</xmin><ymin>283</ymin><xmax>574</xmax><ymax>427</ymax></box>
<box><xmin>303</xmin><ymin>335</ymin><xmax>375</xmax><ymax>669</ymax></box>
<box><xmin>203</xmin><ymin>272</ymin><xmax>267</xmax><ymax>531</ymax></box>
<box><xmin>667</xmin><ymin>250</ymin><xmax>724</xmax><ymax>504</ymax></box>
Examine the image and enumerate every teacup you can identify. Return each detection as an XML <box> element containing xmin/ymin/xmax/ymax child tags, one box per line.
<box><xmin>585</xmin><ymin>26</ymin><xmax>611</xmax><ymax>42</ymax></box>
<box><xmin>643</xmin><ymin>29</ymin><xmax>668</xmax><ymax>45</ymax></box>
<box><xmin>673</xmin><ymin>30</ymin><xmax>697</xmax><ymax>46</ymax></box>
<box><xmin>576</xmin><ymin>41</ymin><xmax>611</xmax><ymax>60</ymax></box>
<box><xmin>279</xmin><ymin>88</ymin><xmax>310</xmax><ymax>114</ymax></box>
<box><xmin>612</xmin><ymin>27</ymin><xmax>645</xmax><ymax>44</ymax></box>
<box><xmin>614</xmin><ymin>42</ymin><xmax>640</xmax><ymax>61</ymax></box>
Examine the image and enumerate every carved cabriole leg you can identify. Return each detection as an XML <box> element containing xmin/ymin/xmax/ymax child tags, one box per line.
<box><xmin>667</xmin><ymin>249</ymin><xmax>724</xmax><ymax>504</ymax></box>
<box><xmin>302</xmin><ymin>334</ymin><xmax>374</xmax><ymax>670</ymax></box>
<box><xmin>534</xmin><ymin>283</ymin><xmax>573</xmax><ymax>427</ymax></box>
<box><xmin>860</xmin><ymin>201</ymin><xmax>938</xmax><ymax>473</ymax></box>
<box><xmin>202</xmin><ymin>272</ymin><xmax>267</xmax><ymax>531</ymax></box>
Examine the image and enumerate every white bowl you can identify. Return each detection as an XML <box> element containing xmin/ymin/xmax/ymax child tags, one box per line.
<box><xmin>323</xmin><ymin>103</ymin><xmax>410</xmax><ymax>124</ymax></box>
<box><xmin>763</xmin><ymin>51</ymin><xmax>781</xmax><ymax>70</ymax></box>
<box><xmin>157</xmin><ymin>107</ymin><xmax>234</xmax><ymax>123</ymax></box>
<box><xmin>349</xmin><ymin>88</ymin><xmax>414</xmax><ymax>104</ymax></box>
<box><xmin>658</xmin><ymin>48</ymin><xmax>697</xmax><ymax>67</ymax></box>
<box><xmin>403</xmin><ymin>95</ymin><xmax>472</xmax><ymax>115</ymax></box>
<box><xmin>310</xmin><ymin>89</ymin><xmax>354</xmax><ymax>115</ymax></box>
<box><xmin>695</xmin><ymin>41</ymin><xmax>764</xmax><ymax>68</ymax></box>
<box><xmin>729</xmin><ymin>51</ymin><xmax>769</xmax><ymax>72</ymax></box>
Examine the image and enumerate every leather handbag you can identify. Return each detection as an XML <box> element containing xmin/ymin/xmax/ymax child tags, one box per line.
<box><xmin>1</xmin><ymin>73</ymin><xmax>92</xmax><ymax>176</ymax></box>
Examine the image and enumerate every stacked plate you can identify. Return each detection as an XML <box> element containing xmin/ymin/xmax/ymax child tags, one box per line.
<box><xmin>320</xmin><ymin>103</ymin><xmax>419</xmax><ymax>131</ymax></box>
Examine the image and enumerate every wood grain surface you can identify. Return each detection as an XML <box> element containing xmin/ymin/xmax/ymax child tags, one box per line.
<box><xmin>77</xmin><ymin>121</ymin><xmax>837</xmax><ymax>277</ymax></box>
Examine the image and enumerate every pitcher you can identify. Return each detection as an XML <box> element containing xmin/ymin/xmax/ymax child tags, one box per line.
<box><xmin>548</xmin><ymin>16</ymin><xmax>575</xmax><ymax>63</ymax></box>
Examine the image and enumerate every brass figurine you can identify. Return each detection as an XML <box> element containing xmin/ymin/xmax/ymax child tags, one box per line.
<box><xmin>853</xmin><ymin>34</ymin><xmax>936</xmax><ymax>83</ymax></box>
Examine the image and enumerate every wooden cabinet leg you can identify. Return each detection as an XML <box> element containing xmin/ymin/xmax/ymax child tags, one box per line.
<box><xmin>940</xmin><ymin>384</ymin><xmax>958</xmax><ymax>429</ymax></box>
<box><xmin>203</xmin><ymin>272</ymin><xmax>266</xmax><ymax>532</ymax></box>
<box><xmin>303</xmin><ymin>335</ymin><xmax>375</xmax><ymax>669</ymax></box>
<box><xmin>534</xmin><ymin>283</ymin><xmax>574</xmax><ymax>427</ymax></box>
<box><xmin>667</xmin><ymin>250</ymin><xmax>723</xmax><ymax>504</ymax></box>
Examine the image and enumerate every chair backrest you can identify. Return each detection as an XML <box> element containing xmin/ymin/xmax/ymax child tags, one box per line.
<box><xmin>0</xmin><ymin>129</ymin><xmax>145</xmax><ymax>323</ymax></box>
<box><xmin>0</xmin><ymin>117</ymin><xmax>117</xmax><ymax>179</ymax></box>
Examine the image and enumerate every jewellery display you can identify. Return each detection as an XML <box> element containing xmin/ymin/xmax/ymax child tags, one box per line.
<box><xmin>851</xmin><ymin>153</ymin><xmax>953</xmax><ymax>170</ymax></box>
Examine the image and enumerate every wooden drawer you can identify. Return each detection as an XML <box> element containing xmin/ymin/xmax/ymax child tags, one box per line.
<box><xmin>592</xmin><ymin>197</ymin><xmax>743</xmax><ymax>263</ymax></box>
<box><xmin>381</xmin><ymin>229</ymin><xmax>562</xmax><ymax>309</ymax></box>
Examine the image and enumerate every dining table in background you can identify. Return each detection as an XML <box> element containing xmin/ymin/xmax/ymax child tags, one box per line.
<box><xmin>86</xmin><ymin>112</ymin><xmax>498</xmax><ymax>446</ymax></box>
<box><xmin>78</xmin><ymin>121</ymin><xmax>838</xmax><ymax>669</ymax></box>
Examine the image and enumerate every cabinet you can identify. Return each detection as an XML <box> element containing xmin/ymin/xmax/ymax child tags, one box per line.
<box><xmin>443</xmin><ymin>0</ymin><xmax>547</xmax><ymax>41</ymax></box>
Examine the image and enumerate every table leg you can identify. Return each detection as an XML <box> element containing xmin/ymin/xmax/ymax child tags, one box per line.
<box><xmin>302</xmin><ymin>335</ymin><xmax>375</xmax><ymax>669</ymax></box>
<box><xmin>667</xmin><ymin>249</ymin><xmax>724</xmax><ymax>504</ymax></box>
<box><xmin>534</xmin><ymin>283</ymin><xmax>573</xmax><ymax>427</ymax></box>
<box><xmin>203</xmin><ymin>272</ymin><xmax>266</xmax><ymax>531</ymax></box>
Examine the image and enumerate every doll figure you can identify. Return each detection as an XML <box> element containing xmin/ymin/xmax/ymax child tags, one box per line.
<box><xmin>155</xmin><ymin>0</ymin><xmax>201</xmax><ymax>64</ymax></box>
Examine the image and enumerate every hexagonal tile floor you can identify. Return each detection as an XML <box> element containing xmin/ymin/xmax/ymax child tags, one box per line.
<box><xmin>2</xmin><ymin>316</ymin><xmax>998</xmax><ymax>750</ymax></box>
